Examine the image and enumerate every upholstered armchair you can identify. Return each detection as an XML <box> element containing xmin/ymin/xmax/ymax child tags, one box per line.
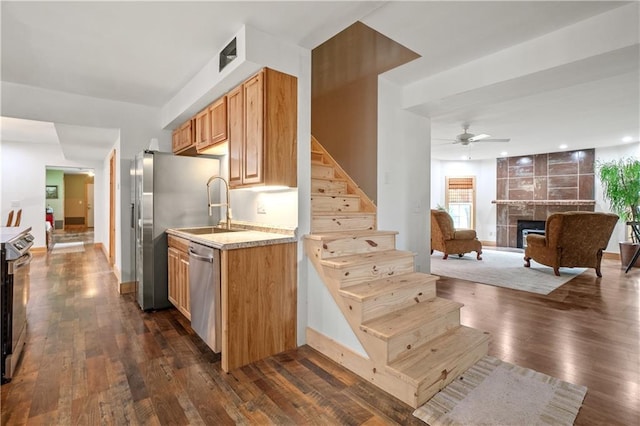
<box><xmin>524</xmin><ymin>211</ymin><xmax>618</xmax><ymax>277</ymax></box>
<box><xmin>430</xmin><ymin>209</ymin><xmax>483</xmax><ymax>260</ymax></box>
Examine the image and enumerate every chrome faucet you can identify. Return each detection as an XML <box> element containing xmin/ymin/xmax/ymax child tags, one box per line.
<box><xmin>206</xmin><ymin>175</ymin><xmax>232</xmax><ymax>230</ymax></box>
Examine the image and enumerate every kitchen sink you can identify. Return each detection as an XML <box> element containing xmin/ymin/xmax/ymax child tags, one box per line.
<box><xmin>175</xmin><ymin>226</ymin><xmax>240</xmax><ymax>235</ymax></box>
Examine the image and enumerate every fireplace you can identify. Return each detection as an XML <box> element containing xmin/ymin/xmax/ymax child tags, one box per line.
<box><xmin>517</xmin><ymin>220</ymin><xmax>545</xmax><ymax>248</ymax></box>
<box><xmin>493</xmin><ymin>149</ymin><xmax>596</xmax><ymax>248</ymax></box>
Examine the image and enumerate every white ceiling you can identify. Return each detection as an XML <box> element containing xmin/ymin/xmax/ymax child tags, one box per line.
<box><xmin>1</xmin><ymin>1</ymin><xmax>638</xmax><ymax>162</ymax></box>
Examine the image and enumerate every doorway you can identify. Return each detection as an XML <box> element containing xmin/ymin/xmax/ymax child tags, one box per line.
<box><xmin>45</xmin><ymin>166</ymin><xmax>95</xmax><ymax>247</ymax></box>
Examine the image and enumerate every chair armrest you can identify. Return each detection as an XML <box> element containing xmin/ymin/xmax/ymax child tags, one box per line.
<box><xmin>453</xmin><ymin>229</ymin><xmax>477</xmax><ymax>240</ymax></box>
<box><xmin>526</xmin><ymin>234</ymin><xmax>546</xmax><ymax>248</ymax></box>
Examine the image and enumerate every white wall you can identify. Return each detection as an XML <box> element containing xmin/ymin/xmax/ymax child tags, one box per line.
<box><xmin>1</xmin><ymin>141</ymin><xmax>105</xmax><ymax>249</ymax></box>
<box><xmin>2</xmin><ymin>82</ymin><xmax>169</xmax><ymax>283</ymax></box>
<box><xmin>430</xmin><ymin>158</ymin><xmax>497</xmax><ymax>242</ymax></box>
<box><xmin>378</xmin><ymin>77</ymin><xmax>431</xmax><ymax>272</ymax></box>
<box><xmin>595</xmin><ymin>142</ymin><xmax>640</xmax><ymax>253</ymax></box>
<box><xmin>230</xmin><ymin>189</ymin><xmax>298</xmax><ymax>228</ymax></box>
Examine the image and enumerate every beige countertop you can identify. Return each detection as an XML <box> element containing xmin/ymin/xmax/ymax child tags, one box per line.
<box><xmin>166</xmin><ymin>226</ymin><xmax>297</xmax><ymax>250</ymax></box>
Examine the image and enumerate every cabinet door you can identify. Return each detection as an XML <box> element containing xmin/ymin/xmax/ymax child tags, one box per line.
<box><xmin>179</xmin><ymin>253</ymin><xmax>190</xmax><ymax>317</ymax></box>
<box><xmin>228</xmin><ymin>86</ymin><xmax>244</xmax><ymax>187</ymax></box>
<box><xmin>243</xmin><ymin>71</ymin><xmax>264</xmax><ymax>185</ymax></box>
<box><xmin>209</xmin><ymin>96</ymin><xmax>228</xmax><ymax>145</ymax></box>
<box><xmin>179</xmin><ymin>120</ymin><xmax>194</xmax><ymax>151</ymax></box>
<box><xmin>194</xmin><ymin>108</ymin><xmax>210</xmax><ymax>150</ymax></box>
<box><xmin>168</xmin><ymin>247</ymin><xmax>180</xmax><ymax>307</ymax></box>
<box><xmin>171</xmin><ymin>129</ymin><xmax>181</xmax><ymax>153</ymax></box>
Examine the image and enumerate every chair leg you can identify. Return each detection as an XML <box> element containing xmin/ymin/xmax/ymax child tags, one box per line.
<box><xmin>458</xmin><ymin>254</ymin><xmax>463</xmax><ymax>258</ymax></box>
<box><xmin>476</xmin><ymin>250</ymin><xmax>482</xmax><ymax>260</ymax></box>
<box><xmin>442</xmin><ymin>253</ymin><xmax>448</xmax><ymax>260</ymax></box>
<box><xmin>524</xmin><ymin>256</ymin><xmax>531</xmax><ymax>267</ymax></box>
<box><xmin>596</xmin><ymin>249</ymin><xmax>603</xmax><ymax>277</ymax></box>
<box><xmin>553</xmin><ymin>267</ymin><xmax>560</xmax><ymax>276</ymax></box>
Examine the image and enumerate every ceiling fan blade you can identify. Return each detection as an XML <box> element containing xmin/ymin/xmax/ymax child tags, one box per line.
<box><xmin>474</xmin><ymin>138</ymin><xmax>510</xmax><ymax>143</ymax></box>
<box><xmin>468</xmin><ymin>133</ymin><xmax>491</xmax><ymax>142</ymax></box>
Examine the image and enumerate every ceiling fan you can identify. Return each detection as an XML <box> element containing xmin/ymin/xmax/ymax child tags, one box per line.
<box><xmin>437</xmin><ymin>125</ymin><xmax>511</xmax><ymax>146</ymax></box>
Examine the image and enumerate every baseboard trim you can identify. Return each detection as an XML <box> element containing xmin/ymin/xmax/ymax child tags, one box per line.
<box><xmin>30</xmin><ymin>246</ymin><xmax>47</xmax><ymax>254</ymax></box>
<box><xmin>603</xmin><ymin>251</ymin><xmax>621</xmax><ymax>260</ymax></box>
<box><xmin>305</xmin><ymin>327</ymin><xmax>417</xmax><ymax>407</ymax></box>
<box><xmin>119</xmin><ymin>281</ymin><xmax>136</xmax><ymax>294</ymax></box>
<box><xmin>480</xmin><ymin>240</ymin><xmax>497</xmax><ymax>247</ymax></box>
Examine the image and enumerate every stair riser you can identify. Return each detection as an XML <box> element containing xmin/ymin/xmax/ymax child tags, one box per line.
<box><xmin>360</xmin><ymin>282</ymin><xmax>436</xmax><ymax>323</ymax></box>
<box><xmin>325</xmin><ymin>257</ymin><xmax>415</xmax><ymax>288</ymax></box>
<box><xmin>311</xmin><ymin>215</ymin><xmax>375</xmax><ymax>233</ymax></box>
<box><xmin>318</xmin><ymin>234</ymin><xmax>396</xmax><ymax>259</ymax></box>
<box><xmin>415</xmin><ymin>339</ymin><xmax>488</xmax><ymax>407</ymax></box>
<box><xmin>312</xmin><ymin>196</ymin><xmax>361</xmax><ymax>213</ymax></box>
<box><xmin>311</xmin><ymin>179</ymin><xmax>348</xmax><ymax>195</ymax></box>
<box><xmin>387</xmin><ymin>310</ymin><xmax>460</xmax><ymax>363</ymax></box>
<box><xmin>312</xmin><ymin>164</ymin><xmax>334</xmax><ymax>179</ymax></box>
<box><xmin>311</xmin><ymin>151</ymin><xmax>324</xmax><ymax>162</ymax></box>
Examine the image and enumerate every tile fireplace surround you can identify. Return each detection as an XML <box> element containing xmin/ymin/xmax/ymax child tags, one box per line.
<box><xmin>493</xmin><ymin>149</ymin><xmax>595</xmax><ymax>248</ymax></box>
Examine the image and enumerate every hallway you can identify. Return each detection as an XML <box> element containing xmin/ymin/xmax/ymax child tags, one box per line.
<box><xmin>1</xmin><ymin>246</ymin><xmax>638</xmax><ymax>424</ymax></box>
<box><xmin>1</xmin><ymin>245</ymin><xmax>422</xmax><ymax>425</ymax></box>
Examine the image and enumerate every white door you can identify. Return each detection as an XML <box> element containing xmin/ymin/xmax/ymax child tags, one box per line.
<box><xmin>86</xmin><ymin>183</ymin><xmax>94</xmax><ymax>228</ymax></box>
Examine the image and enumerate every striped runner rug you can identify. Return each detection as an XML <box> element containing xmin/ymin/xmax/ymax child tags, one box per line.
<box><xmin>413</xmin><ymin>355</ymin><xmax>587</xmax><ymax>425</ymax></box>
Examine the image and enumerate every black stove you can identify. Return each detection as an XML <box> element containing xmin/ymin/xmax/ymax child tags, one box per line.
<box><xmin>1</xmin><ymin>226</ymin><xmax>33</xmax><ymax>384</ymax></box>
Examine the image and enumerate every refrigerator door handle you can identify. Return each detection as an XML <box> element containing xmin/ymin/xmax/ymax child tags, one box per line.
<box><xmin>130</xmin><ymin>203</ymin><xmax>135</xmax><ymax>229</ymax></box>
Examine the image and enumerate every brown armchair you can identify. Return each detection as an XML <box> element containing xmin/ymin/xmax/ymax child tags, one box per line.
<box><xmin>524</xmin><ymin>211</ymin><xmax>618</xmax><ymax>277</ymax></box>
<box><xmin>431</xmin><ymin>209</ymin><xmax>482</xmax><ymax>260</ymax></box>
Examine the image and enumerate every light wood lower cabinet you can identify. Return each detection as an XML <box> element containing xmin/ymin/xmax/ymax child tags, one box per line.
<box><xmin>221</xmin><ymin>242</ymin><xmax>297</xmax><ymax>372</ymax></box>
<box><xmin>168</xmin><ymin>235</ymin><xmax>190</xmax><ymax>320</ymax></box>
<box><xmin>167</xmin><ymin>234</ymin><xmax>296</xmax><ymax>371</ymax></box>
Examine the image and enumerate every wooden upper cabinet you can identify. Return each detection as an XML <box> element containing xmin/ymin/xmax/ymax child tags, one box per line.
<box><xmin>228</xmin><ymin>86</ymin><xmax>244</xmax><ymax>186</ymax></box>
<box><xmin>196</xmin><ymin>96</ymin><xmax>228</xmax><ymax>154</ymax></box>
<box><xmin>173</xmin><ymin>119</ymin><xmax>197</xmax><ymax>155</ymax></box>
<box><xmin>194</xmin><ymin>108</ymin><xmax>211</xmax><ymax>150</ymax></box>
<box><xmin>242</xmin><ymin>72</ymin><xmax>265</xmax><ymax>185</ymax></box>
<box><xmin>172</xmin><ymin>128</ymin><xmax>181</xmax><ymax>152</ymax></box>
<box><xmin>210</xmin><ymin>96</ymin><xmax>228</xmax><ymax>145</ymax></box>
<box><xmin>229</xmin><ymin>68</ymin><xmax>297</xmax><ymax>189</ymax></box>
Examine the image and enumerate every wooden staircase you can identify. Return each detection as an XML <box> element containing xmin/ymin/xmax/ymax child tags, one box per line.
<box><xmin>305</xmin><ymin>136</ymin><xmax>489</xmax><ymax>408</ymax></box>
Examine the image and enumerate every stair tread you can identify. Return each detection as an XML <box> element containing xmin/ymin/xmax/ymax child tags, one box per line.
<box><xmin>311</xmin><ymin>192</ymin><xmax>361</xmax><ymax>199</ymax></box>
<box><xmin>312</xmin><ymin>160</ymin><xmax>329</xmax><ymax>166</ymax></box>
<box><xmin>306</xmin><ymin>230</ymin><xmax>398</xmax><ymax>241</ymax></box>
<box><xmin>360</xmin><ymin>297</ymin><xmax>462</xmax><ymax>340</ymax></box>
<box><xmin>313</xmin><ymin>211</ymin><xmax>376</xmax><ymax>217</ymax></box>
<box><xmin>311</xmin><ymin>150</ymin><xmax>324</xmax><ymax>155</ymax></box>
<box><xmin>320</xmin><ymin>250</ymin><xmax>414</xmax><ymax>269</ymax></box>
<box><xmin>311</xmin><ymin>176</ymin><xmax>348</xmax><ymax>182</ymax></box>
<box><xmin>339</xmin><ymin>272</ymin><xmax>436</xmax><ymax>301</ymax></box>
<box><xmin>388</xmin><ymin>326</ymin><xmax>490</xmax><ymax>385</ymax></box>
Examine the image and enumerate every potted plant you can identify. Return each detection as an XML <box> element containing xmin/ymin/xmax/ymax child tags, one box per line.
<box><xmin>597</xmin><ymin>157</ymin><xmax>640</xmax><ymax>268</ymax></box>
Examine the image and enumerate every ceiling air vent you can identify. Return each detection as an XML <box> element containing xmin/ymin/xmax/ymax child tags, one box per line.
<box><xmin>219</xmin><ymin>38</ymin><xmax>237</xmax><ymax>72</ymax></box>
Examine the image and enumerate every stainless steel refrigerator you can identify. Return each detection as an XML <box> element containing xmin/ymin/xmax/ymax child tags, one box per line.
<box><xmin>133</xmin><ymin>150</ymin><xmax>220</xmax><ymax>311</ymax></box>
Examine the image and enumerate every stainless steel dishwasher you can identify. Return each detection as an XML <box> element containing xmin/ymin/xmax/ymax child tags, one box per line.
<box><xmin>188</xmin><ymin>241</ymin><xmax>221</xmax><ymax>353</ymax></box>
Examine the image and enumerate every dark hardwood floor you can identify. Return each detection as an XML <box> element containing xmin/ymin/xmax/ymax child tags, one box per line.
<box><xmin>1</xmin><ymin>245</ymin><xmax>638</xmax><ymax>425</ymax></box>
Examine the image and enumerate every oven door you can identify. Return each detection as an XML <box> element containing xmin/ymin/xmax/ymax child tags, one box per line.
<box><xmin>4</xmin><ymin>251</ymin><xmax>31</xmax><ymax>382</ymax></box>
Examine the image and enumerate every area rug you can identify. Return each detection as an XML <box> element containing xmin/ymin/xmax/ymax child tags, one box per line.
<box><xmin>430</xmin><ymin>249</ymin><xmax>585</xmax><ymax>295</ymax></box>
<box><xmin>51</xmin><ymin>242</ymin><xmax>85</xmax><ymax>253</ymax></box>
<box><xmin>413</xmin><ymin>355</ymin><xmax>587</xmax><ymax>426</ymax></box>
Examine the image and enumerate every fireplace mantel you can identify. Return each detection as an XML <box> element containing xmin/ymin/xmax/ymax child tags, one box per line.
<box><xmin>492</xmin><ymin>200</ymin><xmax>596</xmax><ymax>206</ymax></box>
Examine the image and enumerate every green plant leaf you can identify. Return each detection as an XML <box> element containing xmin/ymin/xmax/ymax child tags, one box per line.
<box><xmin>596</xmin><ymin>157</ymin><xmax>640</xmax><ymax>226</ymax></box>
